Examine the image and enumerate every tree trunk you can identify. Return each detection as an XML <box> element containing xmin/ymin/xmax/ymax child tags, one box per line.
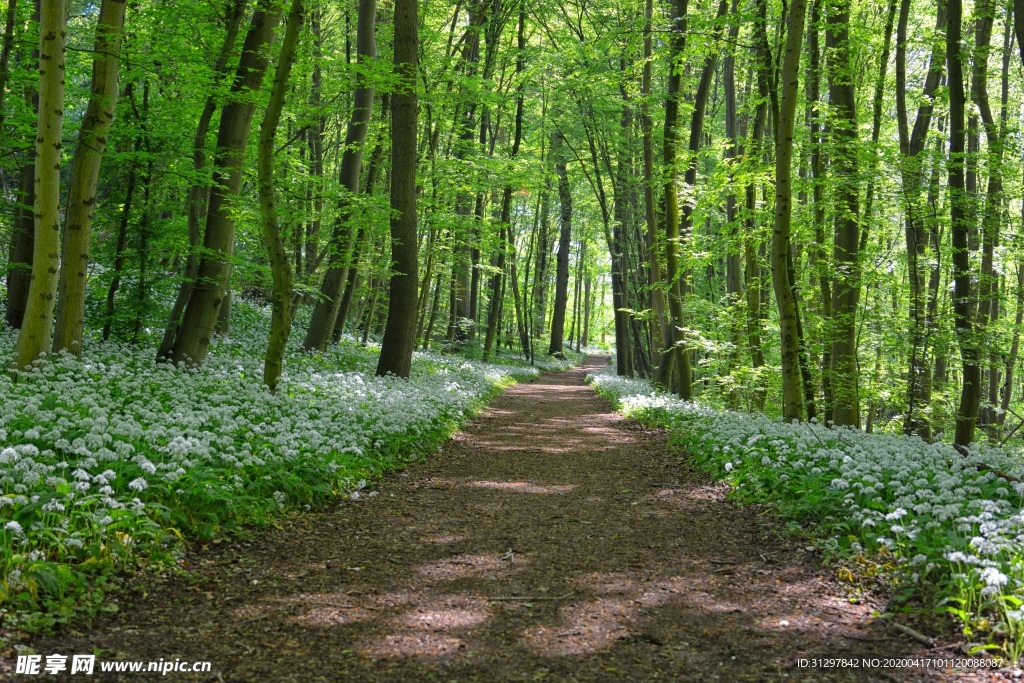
<box><xmin>102</xmin><ymin>135</ymin><xmax>138</xmax><ymax>341</ymax></box>
<box><xmin>641</xmin><ymin>0</ymin><xmax>667</xmax><ymax>368</ymax></box>
<box><xmin>12</xmin><ymin>0</ymin><xmax>66</xmax><ymax>370</ymax></box>
<box><xmin>423</xmin><ymin>271</ymin><xmax>443</xmax><ymax>350</ymax></box>
<box><xmin>582</xmin><ymin>274</ymin><xmax>591</xmax><ymax>349</ymax></box>
<box><xmin>948</xmin><ymin>0</ymin><xmax>981</xmax><ymax>448</ymax></box>
<box><xmin>157</xmin><ymin>0</ymin><xmax>248</xmax><ymax>359</ymax></box>
<box><xmin>0</xmin><ymin>0</ymin><xmax>19</xmax><ymax>138</ymax></box>
<box><xmin>4</xmin><ymin>0</ymin><xmax>38</xmax><ymax>331</ymax></box>
<box><xmin>533</xmin><ymin>165</ymin><xmax>552</xmax><ymax>336</ymax></box>
<box><xmin>998</xmin><ymin>263</ymin><xmax>1024</xmax><ymax>426</ymax></box>
<box><xmin>6</xmin><ymin>161</ymin><xmax>34</xmax><ymax>330</ymax></box>
<box><xmin>334</xmin><ymin>111</ymin><xmax>387</xmax><ymax>340</ymax></box>
<box><xmin>825</xmin><ymin>0</ymin><xmax>861</xmax><ymax>427</ymax></box>
<box><xmin>375</xmin><ymin>0</ymin><xmax>418</xmax><ymax>378</ymax></box>
<box><xmin>742</xmin><ymin>28</ymin><xmax>769</xmax><ymax>409</ymax></box>
<box><xmin>972</xmin><ymin>0</ymin><xmax>1003</xmax><ymax>432</ymax></box>
<box><xmin>170</xmin><ymin>1</ymin><xmax>284</xmax><ymax>366</ymax></box>
<box><xmin>807</xmin><ymin>0</ymin><xmax>832</xmax><ymax>415</ymax></box>
<box><xmin>548</xmin><ymin>133</ymin><xmax>572</xmax><ymax>356</ymax></box>
<box><xmin>723</xmin><ymin>2</ymin><xmax>742</xmax><ymax>406</ymax></box>
<box><xmin>770</xmin><ymin>0</ymin><xmax>808</xmax><ymax>422</ymax></box>
<box><xmin>657</xmin><ymin>0</ymin><xmax>692</xmax><ymax>395</ymax></box>
<box><xmin>53</xmin><ymin>0</ymin><xmax>127</xmax><ymax>354</ymax></box>
<box><xmin>898</xmin><ymin>0</ymin><xmax>946</xmax><ymax>438</ymax></box>
<box><xmin>484</xmin><ymin>4</ymin><xmax>527</xmax><ymax>361</ymax></box>
<box><xmin>303</xmin><ymin>0</ymin><xmax>376</xmax><ymax>352</ymax></box>
<box><xmin>258</xmin><ymin>0</ymin><xmax>304</xmax><ymax>392</ymax></box>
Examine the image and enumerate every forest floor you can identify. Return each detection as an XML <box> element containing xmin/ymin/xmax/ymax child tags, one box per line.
<box><xmin>10</xmin><ymin>357</ymin><xmax>1013</xmax><ymax>682</ymax></box>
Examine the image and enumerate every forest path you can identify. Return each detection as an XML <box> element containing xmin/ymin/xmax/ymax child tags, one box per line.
<box><xmin>30</xmin><ymin>357</ymin><xmax>963</xmax><ymax>681</ymax></box>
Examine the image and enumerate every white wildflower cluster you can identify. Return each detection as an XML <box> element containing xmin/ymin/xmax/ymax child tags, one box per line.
<box><xmin>0</xmin><ymin>303</ymin><xmax>539</xmax><ymax>608</ymax></box>
<box><xmin>588</xmin><ymin>365</ymin><xmax>1024</xmax><ymax>631</ymax></box>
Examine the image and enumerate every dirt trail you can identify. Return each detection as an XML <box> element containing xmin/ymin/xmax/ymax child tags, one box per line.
<box><xmin>22</xmin><ymin>357</ymin><xmax>986</xmax><ymax>681</ymax></box>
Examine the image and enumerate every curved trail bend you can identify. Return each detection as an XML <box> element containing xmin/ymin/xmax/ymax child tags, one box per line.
<box><xmin>29</xmin><ymin>357</ymin><xmax>960</xmax><ymax>681</ymax></box>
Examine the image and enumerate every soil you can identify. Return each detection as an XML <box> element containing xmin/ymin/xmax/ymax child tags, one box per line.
<box><xmin>11</xmin><ymin>357</ymin><xmax>1017</xmax><ymax>681</ymax></box>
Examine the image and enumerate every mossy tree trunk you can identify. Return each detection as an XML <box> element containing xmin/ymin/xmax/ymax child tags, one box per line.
<box><xmin>12</xmin><ymin>0</ymin><xmax>66</xmax><ymax>371</ymax></box>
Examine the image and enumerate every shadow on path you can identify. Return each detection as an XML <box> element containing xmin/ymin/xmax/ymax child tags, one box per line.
<box><xmin>24</xmin><ymin>357</ymin><xmax>965</xmax><ymax>681</ymax></box>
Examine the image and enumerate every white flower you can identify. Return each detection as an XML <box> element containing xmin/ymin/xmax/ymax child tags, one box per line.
<box><xmin>885</xmin><ymin>508</ymin><xmax>907</xmax><ymax>521</ymax></box>
<box><xmin>5</xmin><ymin>521</ymin><xmax>23</xmax><ymax>535</ymax></box>
<box><xmin>128</xmin><ymin>477</ymin><xmax>148</xmax><ymax>492</ymax></box>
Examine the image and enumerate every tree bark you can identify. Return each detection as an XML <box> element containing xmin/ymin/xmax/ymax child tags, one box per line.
<box><xmin>102</xmin><ymin>132</ymin><xmax>138</xmax><ymax>341</ymax></box>
<box><xmin>770</xmin><ymin>0</ymin><xmax>809</xmax><ymax>422</ymax></box>
<box><xmin>335</xmin><ymin>137</ymin><xmax>386</xmax><ymax>340</ymax></box>
<box><xmin>548</xmin><ymin>132</ymin><xmax>572</xmax><ymax>356</ymax></box>
<box><xmin>898</xmin><ymin>0</ymin><xmax>946</xmax><ymax>438</ymax></box>
<box><xmin>303</xmin><ymin>0</ymin><xmax>376</xmax><ymax>352</ymax></box>
<box><xmin>948</xmin><ymin>0</ymin><xmax>981</xmax><ymax>448</ymax></box>
<box><xmin>157</xmin><ymin>0</ymin><xmax>248</xmax><ymax>359</ymax></box>
<box><xmin>483</xmin><ymin>5</ymin><xmax>525</xmax><ymax>361</ymax></box>
<box><xmin>658</xmin><ymin>0</ymin><xmax>693</xmax><ymax>396</ymax></box>
<box><xmin>258</xmin><ymin>0</ymin><xmax>304</xmax><ymax>392</ymax></box>
<box><xmin>375</xmin><ymin>0</ymin><xmax>418</xmax><ymax>378</ymax></box>
<box><xmin>971</xmin><ymin>0</ymin><xmax>1003</xmax><ymax>432</ymax></box>
<box><xmin>825</xmin><ymin>0</ymin><xmax>861</xmax><ymax>427</ymax></box>
<box><xmin>723</xmin><ymin>1</ymin><xmax>742</xmax><ymax>406</ymax></box>
<box><xmin>12</xmin><ymin>0</ymin><xmax>66</xmax><ymax>370</ymax></box>
<box><xmin>52</xmin><ymin>0</ymin><xmax>127</xmax><ymax>354</ymax></box>
<box><xmin>170</xmin><ymin>1</ymin><xmax>284</xmax><ymax>366</ymax></box>
<box><xmin>641</xmin><ymin>0</ymin><xmax>667</xmax><ymax>369</ymax></box>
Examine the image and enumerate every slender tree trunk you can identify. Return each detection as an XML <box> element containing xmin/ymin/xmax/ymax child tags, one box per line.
<box><xmin>723</xmin><ymin>2</ymin><xmax>742</xmax><ymax>406</ymax></box>
<box><xmin>157</xmin><ymin>0</ymin><xmax>248</xmax><ymax>359</ymax></box>
<box><xmin>672</xmin><ymin>0</ymin><xmax>728</xmax><ymax>393</ymax></box>
<box><xmin>170</xmin><ymin>2</ymin><xmax>284</xmax><ymax>366</ymax></box>
<box><xmin>568</xmin><ymin>235</ymin><xmax>584</xmax><ymax>349</ymax></box>
<box><xmin>12</xmin><ymin>0</ymin><xmax>66</xmax><ymax>370</ymax></box>
<box><xmin>807</xmin><ymin>0</ymin><xmax>832</xmax><ymax>414</ymax></box>
<box><xmin>258</xmin><ymin>0</ymin><xmax>304</xmax><ymax>392</ymax></box>
<box><xmin>641</xmin><ymin>0</ymin><xmax>666</xmax><ymax>368</ymax></box>
<box><xmin>303</xmin><ymin>0</ymin><xmax>376</xmax><ymax>351</ymax></box>
<box><xmin>53</xmin><ymin>0</ymin><xmax>127</xmax><ymax>354</ymax></box>
<box><xmin>485</xmin><ymin>4</ymin><xmax>527</xmax><ymax>361</ymax></box>
<box><xmin>770</xmin><ymin>0</ymin><xmax>809</xmax><ymax>422</ymax></box>
<box><xmin>304</xmin><ymin>3</ymin><xmax>324</xmax><ymax>292</ymax></box>
<box><xmin>103</xmin><ymin>138</ymin><xmax>137</xmax><ymax>341</ymax></box>
<box><xmin>998</xmin><ymin>263</ymin><xmax>1024</xmax><ymax>426</ymax></box>
<box><xmin>548</xmin><ymin>133</ymin><xmax>572</xmax><ymax>356</ymax></box>
<box><xmin>0</xmin><ymin>0</ymin><xmax>18</xmax><ymax>135</ymax></box>
<box><xmin>582</xmin><ymin>274</ymin><xmax>591</xmax><ymax>349</ymax></box>
<box><xmin>131</xmin><ymin>147</ymin><xmax>152</xmax><ymax>344</ymax></box>
<box><xmin>361</xmin><ymin>277</ymin><xmax>380</xmax><ymax>346</ymax></box>
<box><xmin>898</xmin><ymin>0</ymin><xmax>946</xmax><ymax>437</ymax></box>
<box><xmin>948</xmin><ymin>0</ymin><xmax>980</xmax><ymax>448</ymax></box>
<box><xmin>825</xmin><ymin>0</ymin><xmax>861</xmax><ymax>427</ymax></box>
<box><xmin>742</xmin><ymin>35</ymin><xmax>769</xmax><ymax>409</ymax></box>
<box><xmin>532</xmin><ymin>138</ymin><xmax>552</xmax><ymax>337</ymax></box>
<box><xmin>972</xmin><ymin>0</ymin><xmax>1003</xmax><ymax>432</ymax></box>
<box><xmin>449</xmin><ymin>10</ymin><xmax>485</xmax><ymax>345</ymax></box>
<box><xmin>423</xmin><ymin>271</ymin><xmax>443</xmax><ymax>350</ymax></box>
<box><xmin>658</xmin><ymin>0</ymin><xmax>693</xmax><ymax>396</ymax></box>
<box><xmin>508</xmin><ymin>221</ymin><xmax>530</xmax><ymax>358</ymax></box>
<box><xmin>6</xmin><ymin>161</ymin><xmax>35</xmax><ymax>330</ymax></box>
<box><xmin>4</xmin><ymin>0</ymin><xmax>37</xmax><ymax>331</ymax></box>
<box><xmin>375</xmin><ymin>0</ymin><xmax>418</xmax><ymax>378</ymax></box>
<box><xmin>334</xmin><ymin>115</ymin><xmax>386</xmax><ymax>340</ymax></box>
